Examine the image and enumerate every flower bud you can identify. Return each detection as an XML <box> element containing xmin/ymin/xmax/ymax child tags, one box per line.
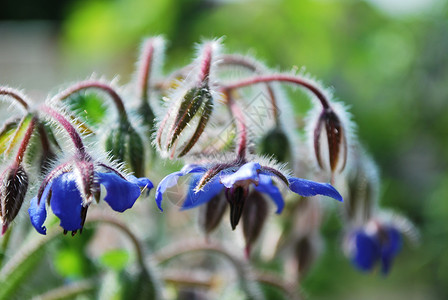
<box><xmin>242</xmin><ymin>191</ymin><xmax>268</xmax><ymax>256</ymax></box>
<box><xmin>312</xmin><ymin>107</ymin><xmax>348</xmax><ymax>176</ymax></box>
<box><xmin>105</xmin><ymin>119</ymin><xmax>145</xmax><ymax>177</ymax></box>
<box><xmin>259</xmin><ymin>127</ymin><xmax>291</xmax><ymax>163</ymax></box>
<box><xmin>157</xmin><ymin>84</ymin><xmax>214</xmax><ymax>158</ymax></box>
<box><xmin>198</xmin><ymin>191</ymin><xmax>227</xmax><ymax>235</ymax></box>
<box><xmin>0</xmin><ymin>164</ymin><xmax>29</xmax><ymax>234</ymax></box>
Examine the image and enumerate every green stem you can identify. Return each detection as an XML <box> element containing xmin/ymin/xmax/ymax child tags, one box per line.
<box><xmin>30</xmin><ymin>279</ymin><xmax>95</xmax><ymax>300</ymax></box>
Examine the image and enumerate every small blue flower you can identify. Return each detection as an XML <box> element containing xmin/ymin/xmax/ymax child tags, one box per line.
<box><xmin>155</xmin><ymin>161</ymin><xmax>342</xmax><ymax>213</ymax></box>
<box><xmin>349</xmin><ymin>222</ymin><xmax>402</xmax><ymax>274</ymax></box>
<box><xmin>28</xmin><ymin>171</ymin><xmax>152</xmax><ymax>235</ymax></box>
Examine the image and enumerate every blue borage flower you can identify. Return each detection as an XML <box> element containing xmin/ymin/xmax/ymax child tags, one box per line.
<box><xmin>28</xmin><ymin>162</ymin><xmax>152</xmax><ymax>235</ymax></box>
<box><xmin>348</xmin><ymin>221</ymin><xmax>402</xmax><ymax>274</ymax></box>
<box><xmin>156</xmin><ymin>161</ymin><xmax>342</xmax><ymax>219</ymax></box>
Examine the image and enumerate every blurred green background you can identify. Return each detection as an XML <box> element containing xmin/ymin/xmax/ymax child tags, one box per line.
<box><xmin>1</xmin><ymin>0</ymin><xmax>447</xmax><ymax>299</ymax></box>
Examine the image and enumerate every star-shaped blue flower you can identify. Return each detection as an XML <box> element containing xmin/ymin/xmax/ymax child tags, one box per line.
<box><xmin>350</xmin><ymin>223</ymin><xmax>402</xmax><ymax>274</ymax></box>
<box><xmin>155</xmin><ymin>161</ymin><xmax>342</xmax><ymax>213</ymax></box>
<box><xmin>28</xmin><ymin>171</ymin><xmax>152</xmax><ymax>235</ymax></box>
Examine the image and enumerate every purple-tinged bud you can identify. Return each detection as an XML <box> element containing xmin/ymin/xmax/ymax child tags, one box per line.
<box><xmin>0</xmin><ymin>164</ymin><xmax>29</xmax><ymax>234</ymax></box>
<box><xmin>242</xmin><ymin>191</ymin><xmax>268</xmax><ymax>256</ymax></box>
<box><xmin>313</xmin><ymin>108</ymin><xmax>347</xmax><ymax>175</ymax></box>
<box><xmin>199</xmin><ymin>191</ymin><xmax>227</xmax><ymax>235</ymax></box>
<box><xmin>225</xmin><ymin>186</ymin><xmax>249</xmax><ymax>230</ymax></box>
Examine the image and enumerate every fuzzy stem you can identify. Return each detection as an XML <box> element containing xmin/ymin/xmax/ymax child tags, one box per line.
<box><xmin>254</xmin><ymin>272</ymin><xmax>301</xmax><ymax>300</ymax></box>
<box><xmin>14</xmin><ymin>116</ymin><xmax>37</xmax><ymax>165</ymax></box>
<box><xmin>197</xmin><ymin>42</ymin><xmax>214</xmax><ymax>85</ymax></box>
<box><xmin>87</xmin><ymin>213</ymin><xmax>160</xmax><ymax>299</ymax></box>
<box><xmin>0</xmin><ymin>87</ymin><xmax>30</xmax><ymax>111</ymax></box>
<box><xmin>54</xmin><ymin>80</ymin><xmax>128</xmax><ymax>121</ymax></box>
<box><xmin>153</xmin><ymin>239</ymin><xmax>261</xmax><ymax>300</ymax></box>
<box><xmin>222</xmin><ymin>74</ymin><xmax>330</xmax><ymax>109</ymax></box>
<box><xmin>138</xmin><ymin>39</ymin><xmax>156</xmax><ymax>103</ymax></box>
<box><xmin>219</xmin><ymin>55</ymin><xmax>280</xmax><ymax>125</ymax></box>
<box><xmin>40</xmin><ymin>105</ymin><xmax>87</xmax><ymax>158</ymax></box>
<box><xmin>30</xmin><ymin>279</ymin><xmax>95</xmax><ymax>300</ymax></box>
<box><xmin>225</xmin><ymin>91</ymin><xmax>248</xmax><ymax>159</ymax></box>
<box><xmin>0</xmin><ymin>225</ymin><xmax>12</xmax><ymax>267</ymax></box>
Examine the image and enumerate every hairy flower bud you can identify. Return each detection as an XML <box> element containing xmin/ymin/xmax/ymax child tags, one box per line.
<box><xmin>242</xmin><ymin>191</ymin><xmax>268</xmax><ymax>256</ymax></box>
<box><xmin>105</xmin><ymin>119</ymin><xmax>145</xmax><ymax>177</ymax></box>
<box><xmin>314</xmin><ymin>108</ymin><xmax>347</xmax><ymax>175</ymax></box>
<box><xmin>157</xmin><ymin>84</ymin><xmax>214</xmax><ymax>159</ymax></box>
<box><xmin>0</xmin><ymin>164</ymin><xmax>29</xmax><ymax>234</ymax></box>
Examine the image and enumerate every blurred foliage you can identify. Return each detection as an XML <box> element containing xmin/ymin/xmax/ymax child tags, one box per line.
<box><xmin>59</xmin><ymin>0</ymin><xmax>448</xmax><ymax>298</ymax></box>
<box><xmin>2</xmin><ymin>0</ymin><xmax>448</xmax><ymax>298</ymax></box>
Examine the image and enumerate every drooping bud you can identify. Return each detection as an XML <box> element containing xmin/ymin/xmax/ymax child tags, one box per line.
<box><xmin>259</xmin><ymin>127</ymin><xmax>291</xmax><ymax>163</ymax></box>
<box><xmin>242</xmin><ymin>191</ymin><xmax>268</xmax><ymax>256</ymax></box>
<box><xmin>312</xmin><ymin>106</ymin><xmax>348</xmax><ymax>178</ymax></box>
<box><xmin>314</xmin><ymin>108</ymin><xmax>347</xmax><ymax>173</ymax></box>
<box><xmin>199</xmin><ymin>191</ymin><xmax>227</xmax><ymax>235</ymax></box>
<box><xmin>0</xmin><ymin>164</ymin><xmax>29</xmax><ymax>234</ymax></box>
<box><xmin>225</xmin><ymin>186</ymin><xmax>248</xmax><ymax>230</ymax></box>
<box><xmin>105</xmin><ymin>118</ymin><xmax>145</xmax><ymax>177</ymax></box>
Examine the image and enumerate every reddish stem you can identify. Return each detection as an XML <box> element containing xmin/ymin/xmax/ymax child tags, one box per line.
<box><xmin>225</xmin><ymin>91</ymin><xmax>247</xmax><ymax>159</ymax></box>
<box><xmin>219</xmin><ymin>55</ymin><xmax>280</xmax><ymax>125</ymax></box>
<box><xmin>222</xmin><ymin>74</ymin><xmax>330</xmax><ymax>109</ymax></box>
<box><xmin>0</xmin><ymin>87</ymin><xmax>30</xmax><ymax>111</ymax></box>
<box><xmin>138</xmin><ymin>39</ymin><xmax>156</xmax><ymax>102</ymax></box>
<box><xmin>40</xmin><ymin>105</ymin><xmax>87</xmax><ymax>158</ymax></box>
<box><xmin>14</xmin><ymin>116</ymin><xmax>37</xmax><ymax>165</ymax></box>
<box><xmin>197</xmin><ymin>42</ymin><xmax>214</xmax><ymax>85</ymax></box>
<box><xmin>55</xmin><ymin>80</ymin><xmax>128</xmax><ymax>120</ymax></box>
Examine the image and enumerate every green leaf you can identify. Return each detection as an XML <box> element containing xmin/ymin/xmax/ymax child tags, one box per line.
<box><xmin>68</xmin><ymin>93</ymin><xmax>106</xmax><ymax>127</ymax></box>
<box><xmin>0</xmin><ymin>114</ymin><xmax>32</xmax><ymax>157</ymax></box>
<box><xmin>98</xmin><ymin>249</ymin><xmax>130</xmax><ymax>271</ymax></box>
<box><xmin>54</xmin><ymin>248</ymin><xmax>86</xmax><ymax>278</ymax></box>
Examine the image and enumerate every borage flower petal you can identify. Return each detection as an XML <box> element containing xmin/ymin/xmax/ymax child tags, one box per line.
<box><xmin>29</xmin><ymin>196</ymin><xmax>47</xmax><ymax>235</ymax></box>
<box><xmin>99</xmin><ymin>172</ymin><xmax>150</xmax><ymax>212</ymax></box>
<box><xmin>156</xmin><ymin>164</ymin><xmax>207</xmax><ymax>211</ymax></box>
<box><xmin>288</xmin><ymin>177</ymin><xmax>343</xmax><ymax>202</ymax></box>
<box><xmin>50</xmin><ymin>172</ymin><xmax>83</xmax><ymax>231</ymax></box>
<box><xmin>182</xmin><ymin>174</ymin><xmax>223</xmax><ymax>210</ymax></box>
